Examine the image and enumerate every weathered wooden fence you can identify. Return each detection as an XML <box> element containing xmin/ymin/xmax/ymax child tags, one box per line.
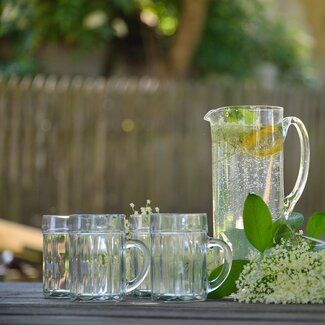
<box><xmin>0</xmin><ymin>75</ymin><xmax>324</xmax><ymax>231</ymax></box>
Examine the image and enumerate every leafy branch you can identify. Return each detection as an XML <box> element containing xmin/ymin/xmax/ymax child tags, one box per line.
<box><xmin>208</xmin><ymin>194</ymin><xmax>325</xmax><ymax>300</ymax></box>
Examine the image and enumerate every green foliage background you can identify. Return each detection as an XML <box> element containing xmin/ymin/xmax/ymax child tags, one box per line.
<box><xmin>0</xmin><ymin>0</ymin><xmax>313</xmax><ymax>83</ymax></box>
<box><xmin>195</xmin><ymin>0</ymin><xmax>312</xmax><ymax>84</ymax></box>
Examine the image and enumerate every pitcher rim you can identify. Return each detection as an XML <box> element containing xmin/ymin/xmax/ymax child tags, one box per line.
<box><xmin>204</xmin><ymin>105</ymin><xmax>283</xmax><ymax>121</ymax></box>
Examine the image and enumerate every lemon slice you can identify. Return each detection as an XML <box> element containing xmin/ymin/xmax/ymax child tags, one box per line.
<box><xmin>241</xmin><ymin>125</ymin><xmax>283</xmax><ymax>157</ymax></box>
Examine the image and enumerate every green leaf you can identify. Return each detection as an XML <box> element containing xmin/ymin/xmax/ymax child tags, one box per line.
<box><xmin>225</xmin><ymin>108</ymin><xmax>257</xmax><ymax>125</ymax></box>
<box><xmin>243</xmin><ymin>194</ymin><xmax>274</xmax><ymax>252</ymax></box>
<box><xmin>225</xmin><ymin>108</ymin><xmax>244</xmax><ymax>123</ymax></box>
<box><xmin>287</xmin><ymin>212</ymin><xmax>304</xmax><ymax>230</ymax></box>
<box><xmin>272</xmin><ymin>217</ymin><xmax>283</xmax><ymax>239</ymax></box>
<box><xmin>274</xmin><ymin>224</ymin><xmax>294</xmax><ymax>244</ymax></box>
<box><xmin>243</xmin><ymin>110</ymin><xmax>257</xmax><ymax>125</ymax></box>
<box><xmin>271</xmin><ymin>213</ymin><xmax>304</xmax><ymax>244</ymax></box>
<box><xmin>306</xmin><ymin>212</ymin><xmax>325</xmax><ymax>239</ymax></box>
<box><xmin>208</xmin><ymin>260</ymin><xmax>249</xmax><ymax>299</ymax></box>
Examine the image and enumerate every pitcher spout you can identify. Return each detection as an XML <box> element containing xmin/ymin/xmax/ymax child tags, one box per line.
<box><xmin>204</xmin><ymin>107</ymin><xmax>223</xmax><ymax>124</ymax></box>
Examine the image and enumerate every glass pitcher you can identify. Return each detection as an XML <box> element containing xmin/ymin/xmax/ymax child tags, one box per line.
<box><xmin>204</xmin><ymin>106</ymin><xmax>310</xmax><ymax>259</ymax></box>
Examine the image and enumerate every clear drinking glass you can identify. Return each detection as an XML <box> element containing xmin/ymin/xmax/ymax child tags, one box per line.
<box><xmin>150</xmin><ymin>213</ymin><xmax>232</xmax><ymax>302</ymax></box>
<box><xmin>42</xmin><ymin>215</ymin><xmax>70</xmax><ymax>298</ymax></box>
<box><xmin>129</xmin><ymin>213</ymin><xmax>151</xmax><ymax>297</ymax></box>
<box><xmin>69</xmin><ymin>214</ymin><xmax>150</xmax><ymax>302</ymax></box>
<box><xmin>204</xmin><ymin>106</ymin><xmax>310</xmax><ymax>259</ymax></box>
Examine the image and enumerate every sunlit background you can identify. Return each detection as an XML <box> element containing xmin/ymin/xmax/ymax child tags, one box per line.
<box><xmin>0</xmin><ymin>0</ymin><xmax>324</xmax><ymax>281</ymax></box>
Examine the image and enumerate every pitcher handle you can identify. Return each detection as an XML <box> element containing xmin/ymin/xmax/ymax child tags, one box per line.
<box><xmin>283</xmin><ymin>117</ymin><xmax>310</xmax><ymax>219</ymax></box>
<box><xmin>126</xmin><ymin>239</ymin><xmax>150</xmax><ymax>293</ymax></box>
<box><xmin>207</xmin><ymin>238</ymin><xmax>232</xmax><ymax>293</ymax></box>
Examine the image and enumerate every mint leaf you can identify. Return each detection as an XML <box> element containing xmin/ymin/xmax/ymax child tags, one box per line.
<box><xmin>225</xmin><ymin>108</ymin><xmax>257</xmax><ymax>125</ymax></box>
<box><xmin>306</xmin><ymin>212</ymin><xmax>325</xmax><ymax>239</ymax></box>
<box><xmin>243</xmin><ymin>194</ymin><xmax>274</xmax><ymax>252</ymax></box>
<box><xmin>225</xmin><ymin>108</ymin><xmax>244</xmax><ymax>123</ymax></box>
<box><xmin>208</xmin><ymin>260</ymin><xmax>248</xmax><ymax>299</ymax></box>
<box><xmin>243</xmin><ymin>110</ymin><xmax>257</xmax><ymax>125</ymax></box>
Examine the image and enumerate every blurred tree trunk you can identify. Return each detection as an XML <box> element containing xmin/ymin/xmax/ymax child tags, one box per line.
<box><xmin>105</xmin><ymin>0</ymin><xmax>210</xmax><ymax>79</ymax></box>
<box><xmin>166</xmin><ymin>0</ymin><xmax>210</xmax><ymax>79</ymax></box>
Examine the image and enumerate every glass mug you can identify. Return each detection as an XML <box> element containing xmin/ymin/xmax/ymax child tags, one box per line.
<box><xmin>69</xmin><ymin>214</ymin><xmax>150</xmax><ymax>302</ymax></box>
<box><xmin>204</xmin><ymin>106</ymin><xmax>310</xmax><ymax>259</ymax></box>
<box><xmin>128</xmin><ymin>213</ymin><xmax>151</xmax><ymax>297</ymax></box>
<box><xmin>150</xmin><ymin>213</ymin><xmax>232</xmax><ymax>302</ymax></box>
<box><xmin>42</xmin><ymin>215</ymin><xmax>70</xmax><ymax>298</ymax></box>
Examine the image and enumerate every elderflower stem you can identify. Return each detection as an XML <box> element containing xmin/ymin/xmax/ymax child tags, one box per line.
<box><xmin>302</xmin><ymin>235</ymin><xmax>325</xmax><ymax>245</ymax></box>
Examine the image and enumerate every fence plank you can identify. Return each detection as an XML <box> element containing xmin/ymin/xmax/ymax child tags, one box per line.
<box><xmin>0</xmin><ymin>76</ymin><xmax>324</xmax><ymax>230</ymax></box>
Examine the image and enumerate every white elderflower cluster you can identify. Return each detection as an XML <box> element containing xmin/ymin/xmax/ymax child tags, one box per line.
<box><xmin>129</xmin><ymin>200</ymin><xmax>159</xmax><ymax>216</ymax></box>
<box><xmin>126</xmin><ymin>200</ymin><xmax>159</xmax><ymax>234</ymax></box>
<box><xmin>235</xmin><ymin>237</ymin><xmax>325</xmax><ymax>304</ymax></box>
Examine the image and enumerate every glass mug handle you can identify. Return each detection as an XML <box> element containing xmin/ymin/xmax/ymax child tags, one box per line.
<box><xmin>207</xmin><ymin>238</ymin><xmax>232</xmax><ymax>293</ymax></box>
<box><xmin>125</xmin><ymin>239</ymin><xmax>150</xmax><ymax>293</ymax></box>
<box><xmin>282</xmin><ymin>117</ymin><xmax>310</xmax><ymax>219</ymax></box>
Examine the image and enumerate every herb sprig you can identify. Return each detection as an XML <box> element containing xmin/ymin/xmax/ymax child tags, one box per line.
<box><xmin>225</xmin><ymin>107</ymin><xmax>257</xmax><ymax>125</ymax></box>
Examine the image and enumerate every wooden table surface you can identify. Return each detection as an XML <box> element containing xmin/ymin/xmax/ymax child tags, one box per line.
<box><xmin>0</xmin><ymin>282</ymin><xmax>324</xmax><ymax>325</ymax></box>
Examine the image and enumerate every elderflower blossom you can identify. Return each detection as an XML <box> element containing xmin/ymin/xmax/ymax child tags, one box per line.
<box><xmin>126</xmin><ymin>200</ymin><xmax>159</xmax><ymax>277</ymax></box>
<box><xmin>128</xmin><ymin>200</ymin><xmax>160</xmax><ymax>233</ymax></box>
<box><xmin>234</xmin><ymin>237</ymin><xmax>325</xmax><ymax>304</ymax></box>
<box><xmin>129</xmin><ymin>200</ymin><xmax>158</xmax><ymax>217</ymax></box>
